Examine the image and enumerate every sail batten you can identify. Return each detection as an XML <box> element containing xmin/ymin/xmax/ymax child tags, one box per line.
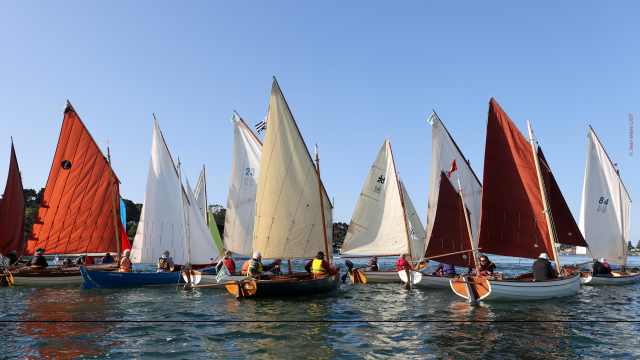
<box><xmin>26</xmin><ymin>104</ymin><xmax>121</xmax><ymax>256</ymax></box>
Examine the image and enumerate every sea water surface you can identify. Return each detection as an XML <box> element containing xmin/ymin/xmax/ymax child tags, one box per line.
<box><xmin>2</xmin><ymin>254</ymin><xmax>640</xmax><ymax>359</ymax></box>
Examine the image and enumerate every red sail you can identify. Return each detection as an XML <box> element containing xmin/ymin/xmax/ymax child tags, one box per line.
<box><xmin>25</xmin><ymin>102</ymin><xmax>122</xmax><ymax>256</ymax></box>
<box><xmin>478</xmin><ymin>99</ymin><xmax>554</xmax><ymax>260</ymax></box>
<box><xmin>425</xmin><ymin>172</ymin><xmax>476</xmax><ymax>268</ymax></box>
<box><xmin>537</xmin><ymin>147</ymin><xmax>587</xmax><ymax>247</ymax></box>
<box><xmin>0</xmin><ymin>141</ymin><xmax>26</xmax><ymax>257</ymax></box>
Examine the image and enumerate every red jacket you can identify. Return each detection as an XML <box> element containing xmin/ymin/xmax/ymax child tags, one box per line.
<box><xmin>396</xmin><ymin>258</ymin><xmax>410</xmax><ymax>271</ymax></box>
<box><xmin>304</xmin><ymin>259</ymin><xmax>337</xmax><ymax>276</ymax></box>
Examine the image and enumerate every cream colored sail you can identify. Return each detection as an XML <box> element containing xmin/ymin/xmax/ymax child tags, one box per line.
<box><xmin>185</xmin><ymin>178</ymin><xmax>221</xmax><ymax>264</ymax></box>
<box><xmin>192</xmin><ymin>168</ymin><xmax>207</xmax><ymax>222</ymax></box>
<box><xmin>341</xmin><ymin>139</ymin><xmax>409</xmax><ymax>256</ymax></box>
<box><xmin>224</xmin><ymin>116</ymin><xmax>263</xmax><ymax>256</ymax></box>
<box><xmin>401</xmin><ymin>178</ymin><xmax>427</xmax><ymax>260</ymax></box>
<box><xmin>426</xmin><ymin>114</ymin><xmax>482</xmax><ymax>252</ymax></box>
<box><xmin>252</xmin><ymin>80</ymin><xmax>332</xmax><ymax>259</ymax></box>
<box><xmin>579</xmin><ymin>127</ymin><xmax>632</xmax><ymax>266</ymax></box>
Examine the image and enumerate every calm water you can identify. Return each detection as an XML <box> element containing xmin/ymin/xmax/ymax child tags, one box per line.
<box><xmin>2</xmin><ymin>254</ymin><xmax>640</xmax><ymax>359</ymax></box>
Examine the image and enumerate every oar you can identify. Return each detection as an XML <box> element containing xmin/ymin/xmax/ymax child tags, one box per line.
<box><xmin>226</xmin><ymin>280</ymin><xmax>258</xmax><ymax>299</ymax></box>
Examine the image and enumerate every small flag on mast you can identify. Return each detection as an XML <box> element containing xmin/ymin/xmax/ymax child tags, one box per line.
<box><xmin>447</xmin><ymin>158</ymin><xmax>457</xmax><ymax>178</ymax></box>
<box><xmin>428</xmin><ymin>112</ymin><xmax>440</xmax><ymax>125</ymax></box>
<box><xmin>231</xmin><ymin>112</ymin><xmax>240</xmax><ymax>124</ymax></box>
<box><xmin>216</xmin><ymin>263</ymin><xmax>231</xmax><ymax>283</ymax></box>
<box><xmin>255</xmin><ymin>116</ymin><xmax>267</xmax><ymax>135</ymax></box>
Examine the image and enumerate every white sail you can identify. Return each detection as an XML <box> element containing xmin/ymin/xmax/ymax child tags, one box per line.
<box><xmin>401</xmin><ymin>179</ymin><xmax>427</xmax><ymax>260</ymax></box>
<box><xmin>341</xmin><ymin>139</ymin><xmax>409</xmax><ymax>256</ymax></box>
<box><xmin>185</xmin><ymin>179</ymin><xmax>221</xmax><ymax>264</ymax></box>
<box><xmin>426</xmin><ymin>116</ymin><xmax>482</xmax><ymax>252</ymax></box>
<box><xmin>193</xmin><ymin>168</ymin><xmax>207</xmax><ymax>222</ymax></box>
<box><xmin>252</xmin><ymin>80</ymin><xmax>332</xmax><ymax>259</ymax></box>
<box><xmin>223</xmin><ymin>117</ymin><xmax>263</xmax><ymax>256</ymax></box>
<box><xmin>579</xmin><ymin>128</ymin><xmax>632</xmax><ymax>266</ymax></box>
<box><xmin>131</xmin><ymin>120</ymin><xmax>187</xmax><ymax>265</ymax></box>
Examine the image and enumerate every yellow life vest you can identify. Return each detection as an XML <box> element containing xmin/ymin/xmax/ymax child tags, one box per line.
<box><xmin>246</xmin><ymin>259</ymin><xmax>263</xmax><ymax>277</ymax></box>
<box><xmin>158</xmin><ymin>257</ymin><xmax>169</xmax><ymax>270</ymax></box>
<box><xmin>311</xmin><ymin>258</ymin><xmax>328</xmax><ymax>276</ymax></box>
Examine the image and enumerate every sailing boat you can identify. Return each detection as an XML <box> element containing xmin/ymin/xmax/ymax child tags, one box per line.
<box><xmin>81</xmin><ymin>118</ymin><xmax>221</xmax><ymax>288</ymax></box>
<box><xmin>577</xmin><ymin>126</ymin><xmax>637</xmax><ymax>285</ymax></box>
<box><xmin>413</xmin><ymin>111</ymin><xmax>484</xmax><ymax>288</ymax></box>
<box><xmin>217</xmin><ymin>78</ymin><xmax>340</xmax><ymax>298</ymax></box>
<box><xmin>13</xmin><ymin>101</ymin><xmax>124</xmax><ymax>286</ymax></box>
<box><xmin>339</xmin><ymin>138</ymin><xmax>425</xmax><ymax>283</ymax></box>
<box><xmin>450</xmin><ymin>98</ymin><xmax>587</xmax><ymax>301</ymax></box>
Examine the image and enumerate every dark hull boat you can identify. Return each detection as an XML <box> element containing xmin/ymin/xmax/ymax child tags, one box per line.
<box><xmin>80</xmin><ymin>266</ymin><xmax>185</xmax><ymax>288</ymax></box>
<box><xmin>226</xmin><ymin>271</ymin><xmax>341</xmax><ymax>299</ymax></box>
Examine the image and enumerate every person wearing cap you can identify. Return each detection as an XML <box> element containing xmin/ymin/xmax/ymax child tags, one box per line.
<box><xmin>246</xmin><ymin>252</ymin><xmax>278</xmax><ymax>279</ymax></box>
<box><xmin>156</xmin><ymin>250</ymin><xmax>175</xmax><ymax>273</ymax></box>
<box><xmin>365</xmin><ymin>256</ymin><xmax>379</xmax><ymax>272</ymax></box>
<box><xmin>101</xmin><ymin>253</ymin><xmax>115</xmax><ymax>264</ymax></box>
<box><xmin>305</xmin><ymin>251</ymin><xmax>337</xmax><ymax>278</ymax></box>
<box><xmin>395</xmin><ymin>254</ymin><xmax>411</xmax><ymax>271</ymax></box>
<box><xmin>119</xmin><ymin>249</ymin><xmax>132</xmax><ymax>273</ymax></box>
<box><xmin>532</xmin><ymin>253</ymin><xmax>555</xmax><ymax>281</ymax></box>
<box><xmin>7</xmin><ymin>250</ymin><xmax>19</xmax><ymax>266</ymax></box>
<box><xmin>592</xmin><ymin>258</ymin><xmax>612</xmax><ymax>276</ymax></box>
<box><xmin>30</xmin><ymin>248</ymin><xmax>49</xmax><ymax>268</ymax></box>
<box><xmin>216</xmin><ymin>250</ymin><xmax>237</xmax><ymax>273</ymax></box>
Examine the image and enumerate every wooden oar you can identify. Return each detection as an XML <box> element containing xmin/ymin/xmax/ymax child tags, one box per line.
<box><xmin>349</xmin><ymin>269</ymin><xmax>367</xmax><ymax>284</ymax></box>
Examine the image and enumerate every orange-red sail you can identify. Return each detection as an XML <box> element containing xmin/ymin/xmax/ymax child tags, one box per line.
<box><xmin>0</xmin><ymin>141</ymin><xmax>26</xmax><ymax>257</ymax></box>
<box><xmin>537</xmin><ymin>147</ymin><xmax>587</xmax><ymax>247</ymax></box>
<box><xmin>478</xmin><ymin>99</ymin><xmax>555</xmax><ymax>260</ymax></box>
<box><xmin>25</xmin><ymin>101</ymin><xmax>121</xmax><ymax>255</ymax></box>
<box><xmin>425</xmin><ymin>171</ymin><xmax>476</xmax><ymax>268</ymax></box>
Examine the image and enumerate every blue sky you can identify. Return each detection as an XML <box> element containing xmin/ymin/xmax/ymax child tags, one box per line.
<box><xmin>1</xmin><ymin>2</ymin><xmax>638</xmax><ymax>243</ymax></box>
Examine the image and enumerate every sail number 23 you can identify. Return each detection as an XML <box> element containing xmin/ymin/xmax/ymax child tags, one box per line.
<box><xmin>597</xmin><ymin>197</ymin><xmax>609</xmax><ymax>213</ymax></box>
<box><xmin>244</xmin><ymin>168</ymin><xmax>256</xmax><ymax>186</ymax></box>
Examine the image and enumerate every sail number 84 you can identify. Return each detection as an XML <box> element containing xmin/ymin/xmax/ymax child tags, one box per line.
<box><xmin>597</xmin><ymin>197</ymin><xmax>609</xmax><ymax>213</ymax></box>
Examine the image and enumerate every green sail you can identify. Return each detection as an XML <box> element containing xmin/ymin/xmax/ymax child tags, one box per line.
<box><xmin>208</xmin><ymin>206</ymin><xmax>224</xmax><ymax>253</ymax></box>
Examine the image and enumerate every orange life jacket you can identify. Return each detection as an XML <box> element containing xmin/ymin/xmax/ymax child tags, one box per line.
<box><xmin>241</xmin><ymin>260</ymin><xmax>250</xmax><ymax>275</ymax></box>
<box><xmin>222</xmin><ymin>257</ymin><xmax>235</xmax><ymax>272</ymax></box>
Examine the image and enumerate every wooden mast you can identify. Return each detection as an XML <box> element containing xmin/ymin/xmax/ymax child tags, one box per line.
<box><xmin>527</xmin><ymin>121</ymin><xmax>561</xmax><ymax>275</ymax></box>
<box><xmin>107</xmin><ymin>147</ymin><xmax>121</xmax><ymax>266</ymax></box>
<box><xmin>315</xmin><ymin>143</ymin><xmax>331</xmax><ymax>265</ymax></box>
<box><xmin>234</xmin><ymin>110</ymin><xmax>263</xmax><ymax>146</ymax></box>
<box><xmin>388</xmin><ymin>139</ymin><xmax>414</xmax><ymax>267</ymax></box>
<box><xmin>458</xmin><ymin>178</ymin><xmax>480</xmax><ymax>275</ymax></box>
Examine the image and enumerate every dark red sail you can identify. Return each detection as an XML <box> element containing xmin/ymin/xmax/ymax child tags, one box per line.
<box><xmin>537</xmin><ymin>147</ymin><xmax>588</xmax><ymax>247</ymax></box>
<box><xmin>0</xmin><ymin>141</ymin><xmax>26</xmax><ymax>257</ymax></box>
<box><xmin>25</xmin><ymin>101</ymin><xmax>122</xmax><ymax>255</ymax></box>
<box><xmin>477</xmin><ymin>98</ymin><xmax>555</xmax><ymax>260</ymax></box>
<box><xmin>425</xmin><ymin>172</ymin><xmax>476</xmax><ymax>268</ymax></box>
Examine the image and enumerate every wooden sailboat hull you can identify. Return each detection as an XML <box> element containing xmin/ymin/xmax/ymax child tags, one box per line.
<box><xmin>362</xmin><ymin>270</ymin><xmax>401</xmax><ymax>283</ymax></box>
<box><xmin>80</xmin><ymin>267</ymin><xmax>185</xmax><ymax>288</ymax></box>
<box><xmin>227</xmin><ymin>270</ymin><xmax>341</xmax><ymax>298</ymax></box>
<box><xmin>414</xmin><ymin>274</ymin><xmax>454</xmax><ymax>288</ymax></box>
<box><xmin>11</xmin><ymin>265</ymin><xmax>118</xmax><ymax>286</ymax></box>
<box><xmin>580</xmin><ymin>269</ymin><xmax>640</xmax><ymax>285</ymax></box>
<box><xmin>450</xmin><ymin>271</ymin><xmax>581</xmax><ymax>301</ymax></box>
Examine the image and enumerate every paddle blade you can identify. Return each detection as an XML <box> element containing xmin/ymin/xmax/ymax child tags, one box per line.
<box><xmin>358</xmin><ymin>270</ymin><xmax>367</xmax><ymax>284</ymax></box>
<box><xmin>398</xmin><ymin>270</ymin><xmax>422</xmax><ymax>285</ymax></box>
<box><xmin>226</xmin><ymin>281</ymin><xmax>258</xmax><ymax>298</ymax></box>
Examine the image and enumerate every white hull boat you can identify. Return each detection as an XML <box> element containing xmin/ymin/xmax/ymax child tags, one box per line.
<box><xmin>580</xmin><ymin>269</ymin><xmax>640</xmax><ymax>285</ymax></box>
<box><xmin>362</xmin><ymin>270</ymin><xmax>401</xmax><ymax>283</ymax></box>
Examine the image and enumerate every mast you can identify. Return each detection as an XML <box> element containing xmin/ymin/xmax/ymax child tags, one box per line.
<box><xmin>234</xmin><ymin>110</ymin><xmax>263</xmax><ymax>146</ymax></box>
<box><xmin>315</xmin><ymin>143</ymin><xmax>331</xmax><ymax>265</ymax></box>
<box><xmin>107</xmin><ymin>147</ymin><xmax>121</xmax><ymax>265</ymax></box>
<box><xmin>388</xmin><ymin>140</ymin><xmax>414</xmax><ymax>266</ymax></box>
<box><xmin>527</xmin><ymin>121</ymin><xmax>561</xmax><ymax>274</ymax></box>
<box><xmin>458</xmin><ymin>178</ymin><xmax>479</xmax><ymax>274</ymax></box>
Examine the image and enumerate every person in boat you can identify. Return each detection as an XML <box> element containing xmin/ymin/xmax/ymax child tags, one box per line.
<box><xmin>85</xmin><ymin>255</ymin><xmax>95</xmax><ymax>265</ymax></box>
<box><xmin>7</xmin><ymin>250</ymin><xmax>20</xmax><ymax>266</ymax></box>
<box><xmin>241</xmin><ymin>260</ymin><xmax>250</xmax><ymax>275</ymax></box>
<box><xmin>365</xmin><ymin>256</ymin><xmax>379</xmax><ymax>271</ymax></box>
<box><xmin>75</xmin><ymin>254</ymin><xmax>87</xmax><ymax>265</ymax></box>
<box><xmin>30</xmin><ymin>248</ymin><xmax>49</xmax><ymax>268</ymax></box>
<box><xmin>264</xmin><ymin>259</ymin><xmax>283</xmax><ymax>275</ymax></box>
<box><xmin>396</xmin><ymin>254</ymin><xmax>411</xmax><ymax>271</ymax></box>
<box><xmin>101</xmin><ymin>253</ymin><xmax>115</xmax><ymax>264</ymax></box>
<box><xmin>156</xmin><ymin>250</ymin><xmax>175</xmax><ymax>273</ymax></box>
<box><xmin>216</xmin><ymin>250</ymin><xmax>237</xmax><ymax>274</ymax></box>
<box><xmin>246</xmin><ymin>252</ymin><xmax>279</xmax><ymax>280</ymax></box>
<box><xmin>473</xmin><ymin>255</ymin><xmax>496</xmax><ymax>276</ymax></box>
<box><xmin>119</xmin><ymin>249</ymin><xmax>132</xmax><ymax>273</ymax></box>
<box><xmin>532</xmin><ymin>253</ymin><xmax>556</xmax><ymax>281</ymax></box>
<box><xmin>593</xmin><ymin>258</ymin><xmax>613</xmax><ymax>277</ymax></box>
<box><xmin>431</xmin><ymin>263</ymin><xmax>456</xmax><ymax>277</ymax></box>
<box><xmin>305</xmin><ymin>251</ymin><xmax>337</xmax><ymax>278</ymax></box>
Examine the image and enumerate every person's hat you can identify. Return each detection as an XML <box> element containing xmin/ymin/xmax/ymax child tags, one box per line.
<box><xmin>317</xmin><ymin>251</ymin><xmax>325</xmax><ymax>258</ymax></box>
<box><xmin>35</xmin><ymin>248</ymin><xmax>45</xmax><ymax>254</ymax></box>
<box><xmin>400</xmin><ymin>253</ymin><xmax>406</xmax><ymax>258</ymax></box>
<box><xmin>123</xmin><ymin>249</ymin><xmax>131</xmax><ymax>255</ymax></box>
<box><xmin>225</xmin><ymin>250</ymin><xmax>232</xmax><ymax>255</ymax></box>
<box><xmin>539</xmin><ymin>253</ymin><xmax>549</xmax><ymax>260</ymax></box>
<box><xmin>253</xmin><ymin>252</ymin><xmax>262</xmax><ymax>259</ymax></box>
<box><xmin>9</xmin><ymin>250</ymin><xmax>17</xmax><ymax>255</ymax></box>
<box><xmin>162</xmin><ymin>250</ymin><xmax>170</xmax><ymax>257</ymax></box>
<box><xmin>601</xmin><ymin>258</ymin><xmax>607</xmax><ymax>263</ymax></box>
<box><xmin>106</xmin><ymin>253</ymin><xmax>111</xmax><ymax>256</ymax></box>
<box><xmin>372</xmin><ymin>256</ymin><xmax>378</xmax><ymax>260</ymax></box>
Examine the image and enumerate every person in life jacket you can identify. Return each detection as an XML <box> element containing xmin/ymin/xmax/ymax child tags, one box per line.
<box><xmin>431</xmin><ymin>263</ymin><xmax>456</xmax><ymax>277</ymax></box>
<box><xmin>593</xmin><ymin>258</ymin><xmax>613</xmax><ymax>277</ymax></box>
<box><xmin>119</xmin><ymin>249</ymin><xmax>132</xmax><ymax>273</ymax></box>
<box><xmin>246</xmin><ymin>252</ymin><xmax>278</xmax><ymax>279</ymax></box>
<box><xmin>396</xmin><ymin>254</ymin><xmax>411</xmax><ymax>271</ymax></box>
<box><xmin>156</xmin><ymin>250</ymin><xmax>175</xmax><ymax>273</ymax></box>
<box><xmin>241</xmin><ymin>260</ymin><xmax>250</xmax><ymax>275</ymax></box>
<box><xmin>476</xmin><ymin>255</ymin><xmax>497</xmax><ymax>276</ymax></box>
<box><xmin>85</xmin><ymin>255</ymin><xmax>95</xmax><ymax>265</ymax></box>
<box><xmin>304</xmin><ymin>251</ymin><xmax>337</xmax><ymax>278</ymax></box>
<box><xmin>30</xmin><ymin>248</ymin><xmax>49</xmax><ymax>268</ymax></box>
<box><xmin>101</xmin><ymin>253</ymin><xmax>115</xmax><ymax>264</ymax></box>
<box><xmin>216</xmin><ymin>250</ymin><xmax>237</xmax><ymax>273</ymax></box>
<box><xmin>365</xmin><ymin>256</ymin><xmax>379</xmax><ymax>271</ymax></box>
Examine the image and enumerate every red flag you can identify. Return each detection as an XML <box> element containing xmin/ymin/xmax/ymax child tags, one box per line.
<box><xmin>447</xmin><ymin>158</ymin><xmax>457</xmax><ymax>178</ymax></box>
<box><xmin>120</xmin><ymin>219</ymin><xmax>132</xmax><ymax>252</ymax></box>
